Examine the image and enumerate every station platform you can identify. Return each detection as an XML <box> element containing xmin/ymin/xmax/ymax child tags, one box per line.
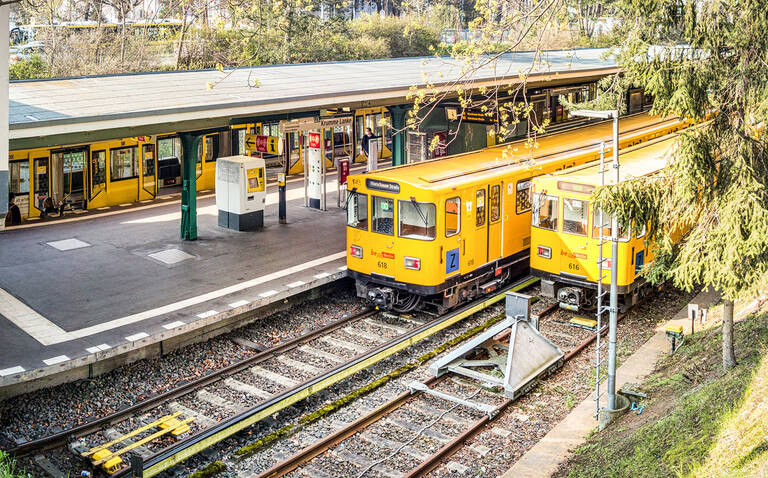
<box><xmin>0</xmin><ymin>166</ymin><xmax>362</xmax><ymax>397</ymax></box>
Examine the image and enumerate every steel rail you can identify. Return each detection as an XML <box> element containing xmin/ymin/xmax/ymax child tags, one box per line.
<box><xmin>260</xmin><ymin>303</ymin><xmax>622</xmax><ymax>478</ymax></box>
<box><xmin>407</xmin><ymin>310</ymin><xmax>629</xmax><ymax>477</ymax></box>
<box><xmin>258</xmin><ymin>376</ymin><xmax>445</xmax><ymax>478</ymax></box>
<box><xmin>128</xmin><ymin>276</ymin><xmax>539</xmax><ymax>477</ymax></box>
<box><xmin>9</xmin><ymin>307</ymin><xmax>377</xmax><ymax>457</ymax></box>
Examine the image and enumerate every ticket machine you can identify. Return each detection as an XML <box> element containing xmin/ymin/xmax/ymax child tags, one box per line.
<box><xmin>215</xmin><ymin>156</ymin><xmax>266</xmax><ymax>231</ymax></box>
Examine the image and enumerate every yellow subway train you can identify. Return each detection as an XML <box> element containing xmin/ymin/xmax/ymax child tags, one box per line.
<box><xmin>345</xmin><ymin>112</ymin><xmax>687</xmax><ymax>312</ymax></box>
<box><xmin>529</xmin><ymin>134</ymin><xmax>679</xmax><ymax>311</ymax></box>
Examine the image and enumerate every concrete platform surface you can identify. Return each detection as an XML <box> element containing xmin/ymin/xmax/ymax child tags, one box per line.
<box><xmin>0</xmin><ymin>169</ymin><xmax>356</xmax><ymax>393</ymax></box>
<box><xmin>503</xmin><ymin>287</ymin><xmax>721</xmax><ymax>478</ymax></box>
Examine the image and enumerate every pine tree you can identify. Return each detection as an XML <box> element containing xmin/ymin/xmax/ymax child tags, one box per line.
<box><xmin>592</xmin><ymin>1</ymin><xmax>768</xmax><ymax>371</ymax></box>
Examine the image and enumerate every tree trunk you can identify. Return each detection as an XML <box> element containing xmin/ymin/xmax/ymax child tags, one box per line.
<box><xmin>120</xmin><ymin>8</ymin><xmax>127</xmax><ymax>65</ymax></box>
<box><xmin>175</xmin><ymin>12</ymin><xmax>189</xmax><ymax>69</ymax></box>
<box><xmin>723</xmin><ymin>299</ymin><xmax>737</xmax><ymax>371</ymax></box>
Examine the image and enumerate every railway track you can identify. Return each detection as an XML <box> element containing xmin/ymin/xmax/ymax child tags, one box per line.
<box><xmin>251</xmin><ymin>303</ymin><xmax>621</xmax><ymax>478</ymax></box>
<box><xmin>14</xmin><ymin>276</ymin><xmax>538</xmax><ymax>477</ymax></box>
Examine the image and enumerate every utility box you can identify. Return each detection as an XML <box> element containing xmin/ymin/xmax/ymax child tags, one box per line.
<box><xmin>215</xmin><ymin>155</ymin><xmax>265</xmax><ymax>231</ymax></box>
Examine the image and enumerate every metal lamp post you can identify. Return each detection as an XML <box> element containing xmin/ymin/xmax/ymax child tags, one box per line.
<box><xmin>572</xmin><ymin>109</ymin><xmax>620</xmax><ymax>410</ymax></box>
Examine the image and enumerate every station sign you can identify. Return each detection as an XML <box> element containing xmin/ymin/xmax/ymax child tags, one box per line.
<box><xmin>280</xmin><ymin>116</ymin><xmax>353</xmax><ymax>133</ymax></box>
<box><xmin>445</xmin><ymin>106</ymin><xmax>496</xmax><ymax>125</ymax></box>
<box><xmin>244</xmin><ymin>134</ymin><xmax>280</xmax><ymax>154</ymax></box>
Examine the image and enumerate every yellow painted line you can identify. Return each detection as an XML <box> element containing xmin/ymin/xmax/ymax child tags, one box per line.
<box><xmin>143</xmin><ymin>276</ymin><xmax>538</xmax><ymax>477</ymax></box>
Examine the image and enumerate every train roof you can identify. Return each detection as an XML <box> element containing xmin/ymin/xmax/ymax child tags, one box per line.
<box><xmin>9</xmin><ymin>48</ymin><xmax>617</xmax><ymax>150</ymax></box>
<box><xmin>358</xmin><ymin>112</ymin><xmax>676</xmax><ymax>194</ymax></box>
<box><xmin>534</xmin><ymin>133</ymin><xmax>679</xmax><ymax>191</ymax></box>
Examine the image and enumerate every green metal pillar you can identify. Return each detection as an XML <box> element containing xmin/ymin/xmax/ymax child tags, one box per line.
<box><xmin>180</xmin><ymin>132</ymin><xmax>202</xmax><ymax>241</ymax></box>
<box><xmin>388</xmin><ymin>105</ymin><xmax>408</xmax><ymax>166</ymax></box>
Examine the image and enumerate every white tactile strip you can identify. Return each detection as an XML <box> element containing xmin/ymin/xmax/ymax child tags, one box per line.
<box><xmin>46</xmin><ymin>238</ymin><xmax>91</xmax><ymax>251</ymax></box>
<box><xmin>314</xmin><ymin>272</ymin><xmax>330</xmax><ymax>279</ymax></box>
<box><xmin>259</xmin><ymin>290</ymin><xmax>278</xmax><ymax>298</ymax></box>
<box><xmin>162</xmin><ymin>321</ymin><xmax>186</xmax><ymax>330</ymax></box>
<box><xmin>229</xmin><ymin>300</ymin><xmax>249</xmax><ymax>309</ymax></box>
<box><xmin>148</xmin><ymin>248</ymin><xmax>195</xmax><ymax>265</ymax></box>
<box><xmin>286</xmin><ymin>280</ymin><xmax>306</xmax><ymax>288</ymax></box>
<box><xmin>0</xmin><ymin>366</ymin><xmax>25</xmax><ymax>376</ymax></box>
<box><xmin>43</xmin><ymin>355</ymin><xmax>69</xmax><ymax>366</ymax></box>
<box><xmin>197</xmin><ymin>310</ymin><xmax>217</xmax><ymax>319</ymax></box>
<box><xmin>125</xmin><ymin>332</ymin><xmax>149</xmax><ymax>341</ymax></box>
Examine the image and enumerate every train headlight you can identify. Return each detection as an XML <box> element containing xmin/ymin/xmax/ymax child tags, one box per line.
<box><xmin>404</xmin><ymin>256</ymin><xmax>421</xmax><ymax>270</ymax></box>
<box><xmin>537</xmin><ymin>246</ymin><xmax>552</xmax><ymax>259</ymax></box>
<box><xmin>350</xmin><ymin>245</ymin><xmax>363</xmax><ymax>258</ymax></box>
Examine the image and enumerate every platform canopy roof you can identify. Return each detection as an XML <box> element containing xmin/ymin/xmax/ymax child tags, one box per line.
<box><xmin>9</xmin><ymin>48</ymin><xmax>617</xmax><ymax>149</ymax></box>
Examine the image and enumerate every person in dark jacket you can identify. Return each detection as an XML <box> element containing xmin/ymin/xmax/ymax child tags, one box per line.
<box><xmin>361</xmin><ymin>127</ymin><xmax>373</xmax><ymax>156</ymax></box>
<box><xmin>5</xmin><ymin>193</ymin><xmax>21</xmax><ymax>226</ymax></box>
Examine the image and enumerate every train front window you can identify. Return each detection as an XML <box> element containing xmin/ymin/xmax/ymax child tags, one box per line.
<box><xmin>346</xmin><ymin>192</ymin><xmax>368</xmax><ymax>230</ymax></box>
<box><xmin>532</xmin><ymin>194</ymin><xmax>558</xmax><ymax>231</ymax></box>
<box><xmin>562</xmin><ymin>197</ymin><xmax>588</xmax><ymax>236</ymax></box>
<box><xmin>398</xmin><ymin>200</ymin><xmax>436</xmax><ymax>240</ymax></box>
<box><xmin>445</xmin><ymin>197</ymin><xmax>461</xmax><ymax>236</ymax></box>
<box><xmin>592</xmin><ymin>208</ymin><xmax>630</xmax><ymax>240</ymax></box>
<box><xmin>372</xmin><ymin>196</ymin><xmax>395</xmax><ymax>235</ymax></box>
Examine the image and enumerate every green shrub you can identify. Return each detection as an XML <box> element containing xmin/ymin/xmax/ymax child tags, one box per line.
<box><xmin>9</xmin><ymin>54</ymin><xmax>49</xmax><ymax>80</ymax></box>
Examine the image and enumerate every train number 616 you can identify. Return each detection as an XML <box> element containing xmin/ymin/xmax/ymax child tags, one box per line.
<box><xmin>568</xmin><ymin>262</ymin><xmax>580</xmax><ymax>271</ymax></box>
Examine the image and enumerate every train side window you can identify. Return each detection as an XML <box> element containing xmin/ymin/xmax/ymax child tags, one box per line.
<box><xmin>592</xmin><ymin>208</ymin><xmax>630</xmax><ymax>240</ymax></box>
<box><xmin>562</xmin><ymin>197</ymin><xmax>589</xmax><ymax>236</ymax></box>
<box><xmin>398</xmin><ymin>200</ymin><xmax>436</xmax><ymax>240</ymax></box>
<box><xmin>110</xmin><ymin>146</ymin><xmax>139</xmax><ymax>181</ymax></box>
<box><xmin>475</xmin><ymin>190</ymin><xmax>486</xmax><ymax>227</ymax></box>
<box><xmin>372</xmin><ymin>195</ymin><xmax>395</xmax><ymax>235</ymax></box>
<box><xmin>346</xmin><ymin>191</ymin><xmax>368</xmax><ymax>230</ymax></box>
<box><xmin>532</xmin><ymin>193</ymin><xmax>558</xmax><ymax>231</ymax></box>
<box><xmin>445</xmin><ymin>197</ymin><xmax>460</xmax><ymax>236</ymax></box>
<box><xmin>204</xmin><ymin>135</ymin><xmax>219</xmax><ymax>162</ymax></box>
<box><xmin>490</xmin><ymin>185</ymin><xmax>501</xmax><ymax>222</ymax></box>
<box><xmin>516</xmin><ymin>179</ymin><xmax>532</xmax><ymax>214</ymax></box>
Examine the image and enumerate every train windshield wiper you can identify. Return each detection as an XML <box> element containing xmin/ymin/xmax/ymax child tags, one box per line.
<box><xmin>410</xmin><ymin>196</ymin><xmax>429</xmax><ymax>230</ymax></box>
<box><xmin>344</xmin><ymin>187</ymin><xmax>357</xmax><ymax>210</ymax></box>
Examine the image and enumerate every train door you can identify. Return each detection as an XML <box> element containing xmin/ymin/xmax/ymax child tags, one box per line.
<box><xmin>444</xmin><ymin>196</ymin><xmax>462</xmax><ymax>278</ymax></box>
<box><xmin>88</xmin><ymin>149</ymin><xmax>108</xmax><ymax>208</ymax></box>
<box><xmin>156</xmin><ymin>136</ymin><xmax>181</xmax><ymax>189</ymax></box>
<box><xmin>51</xmin><ymin>148</ymin><xmax>87</xmax><ymax>209</ymax></box>
<box><xmin>474</xmin><ymin>188</ymin><xmax>488</xmax><ymax>265</ymax></box>
<box><xmin>140</xmin><ymin>143</ymin><xmax>156</xmax><ymax>199</ymax></box>
<box><xmin>487</xmin><ymin>182</ymin><xmax>503</xmax><ymax>262</ymax></box>
<box><xmin>8</xmin><ymin>157</ymin><xmax>31</xmax><ymax>219</ymax></box>
<box><xmin>284</xmin><ymin>132</ymin><xmax>304</xmax><ymax>175</ymax></box>
<box><xmin>354</xmin><ymin>108</ymin><xmax>391</xmax><ymax>164</ymax></box>
<box><xmin>32</xmin><ymin>155</ymin><xmax>50</xmax><ymax>215</ymax></box>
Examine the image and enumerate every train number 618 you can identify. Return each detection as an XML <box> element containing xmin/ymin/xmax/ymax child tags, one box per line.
<box><xmin>377</xmin><ymin>261</ymin><xmax>388</xmax><ymax>269</ymax></box>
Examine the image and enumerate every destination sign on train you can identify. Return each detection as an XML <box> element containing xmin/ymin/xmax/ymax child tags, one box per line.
<box><xmin>244</xmin><ymin>135</ymin><xmax>280</xmax><ymax>154</ymax></box>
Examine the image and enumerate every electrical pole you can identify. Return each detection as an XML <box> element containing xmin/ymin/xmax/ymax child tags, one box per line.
<box><xmin>607</xmin><ymin>110</ymin><xmax>619</xmax><ymax>410</ymax></box>
<box><xmin>572</xmin><ymin>109</ymin><xmax>620</xmax><ymax>411</ymax></box>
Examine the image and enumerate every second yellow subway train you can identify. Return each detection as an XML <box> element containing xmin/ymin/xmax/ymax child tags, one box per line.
<box><xmin>529</xmin><ymin>133</ymin><xmax>680</xmax><ymax>311</ymax></box>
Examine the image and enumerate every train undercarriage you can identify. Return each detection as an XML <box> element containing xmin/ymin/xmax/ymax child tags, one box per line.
<box><xmin>352</xmin><ymin>254</ymin><xmax>529</xmax><ymax>314</ymax></box>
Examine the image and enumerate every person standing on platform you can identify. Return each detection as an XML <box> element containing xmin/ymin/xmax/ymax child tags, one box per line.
<box><xmin>362</xmin><ymin>127</ymin><xmax>378</xmax><ymax>171</ymax></box>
